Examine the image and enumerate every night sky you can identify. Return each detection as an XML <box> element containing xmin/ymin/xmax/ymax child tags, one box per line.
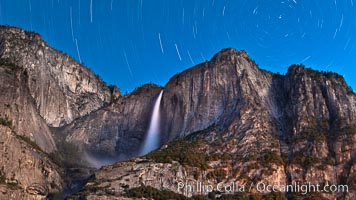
<box><xmin>0</xmin><ymin>0</ymin><xmax>355</xmax><ymax>92</ymax></box>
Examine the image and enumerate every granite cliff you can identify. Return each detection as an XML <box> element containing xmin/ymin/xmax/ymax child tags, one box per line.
<box><xmin>72</xmin><ymin>49</ymin><xmax>356</xmax><ymax>200</ymax></box>
<box><xmin>0</xmin><ymin>26</ymin><xmax>355</xmax><ymax>199</ymax></box>
<box><xmin>0</xmin><ymin>25</ymin><xmax>118</xmax><ymax>199</ymax></box>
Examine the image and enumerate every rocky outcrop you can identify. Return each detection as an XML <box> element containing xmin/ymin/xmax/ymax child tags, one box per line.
<box><xmin>0</xmin><ymin>125</ymin><xmax>63</xmax><ymax>200</ymax></box>
<box><xmin>283</xmin><ymin>66</ymin><xmax>356</xmax><ymax>200</ymax></box>
<box><xmin>160</xmin><ymin>49</ymin><xmax>273</xmax><ymax>140</ymax></box>
<box><xmin>0</xmin><ymin>25</ymin><xmax>122</xmax><ymax>199</ymax></box>
<box><xmin>0</xmin><ymin>63</ymin><xmax>56</xmax><ymax>152</ymax></box>
<box><xmin>0</xmin><ymin>59</ymin><xmax>64</xmax><ymax>198</ymax></box>
<box><xmin>0</xmin><ymin>26</ymin><xmax>120</xmax><ymax>127</ymax></box>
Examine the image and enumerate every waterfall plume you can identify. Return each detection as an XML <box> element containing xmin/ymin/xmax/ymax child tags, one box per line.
<box><xmin>140</xmin><ymin>90</ymin><xmax>164</xmax><ymax>155</ymax></box>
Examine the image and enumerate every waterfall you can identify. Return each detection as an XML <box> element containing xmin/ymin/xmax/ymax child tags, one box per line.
<box><xmin>140</xmin><ymin>90</ymin><xmax>164</xmax><ymax>155</ymax></box>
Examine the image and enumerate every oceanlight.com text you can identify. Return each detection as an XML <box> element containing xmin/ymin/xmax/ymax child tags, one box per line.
<box><xmin>255</xmin><ymin>182</ymin><xmax>348</xmax><ymax>195</ymax></box>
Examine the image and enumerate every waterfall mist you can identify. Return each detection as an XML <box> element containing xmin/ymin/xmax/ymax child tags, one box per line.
<box><xmin>140</xmin><ymin>90</ymin><xmax>164</xmax><ymax>155</ymax></box>
<box><xmin>83</xmin><ymin>151</ymin><xmax>116</xmax><ymax>169</ymax></box>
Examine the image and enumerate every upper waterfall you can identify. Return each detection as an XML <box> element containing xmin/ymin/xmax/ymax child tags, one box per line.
<box><xmin>140</xmin><ymin>90</ymin><xmax>164</xmax><ymax>155</ymax></box>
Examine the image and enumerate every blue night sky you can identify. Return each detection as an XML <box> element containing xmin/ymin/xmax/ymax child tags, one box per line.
<box><xmin>0</xmin><ymin>0</ymin><xmax>355</xmax><ymax>92</ymax></box>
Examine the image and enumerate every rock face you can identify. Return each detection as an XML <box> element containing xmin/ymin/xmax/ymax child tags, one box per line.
<box><xmin>60</xmin><ymin>84</ymin><xmax>162</xmax><ymax>161</ymax></box>
<box><xmin>0</xmin><ymin>61</ymin><xmax>64</xmax><ymax>199</ymax></box>
<box><xmin>0</xmin><ymin>126</ymin><xmax>63</xmax><ymax>200</ymax></box>
<box><xmin>0</xmin><ymin>25</ymin><xmax>355</xmax><ymax>199</ymax></box>
<box><xmin>0</xmin><ymin>26</ymin><xmax>120</xmax><ymax>127</ymax></box>
<box><xmin>0</xmin><ymin>25</ymin><xmax>119</xmax><ymax>199</ymax></box>
<box><xmin>0</xmin><ymin>61</ymin><xmax>56</xmax><ymax>153</ymax></box>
